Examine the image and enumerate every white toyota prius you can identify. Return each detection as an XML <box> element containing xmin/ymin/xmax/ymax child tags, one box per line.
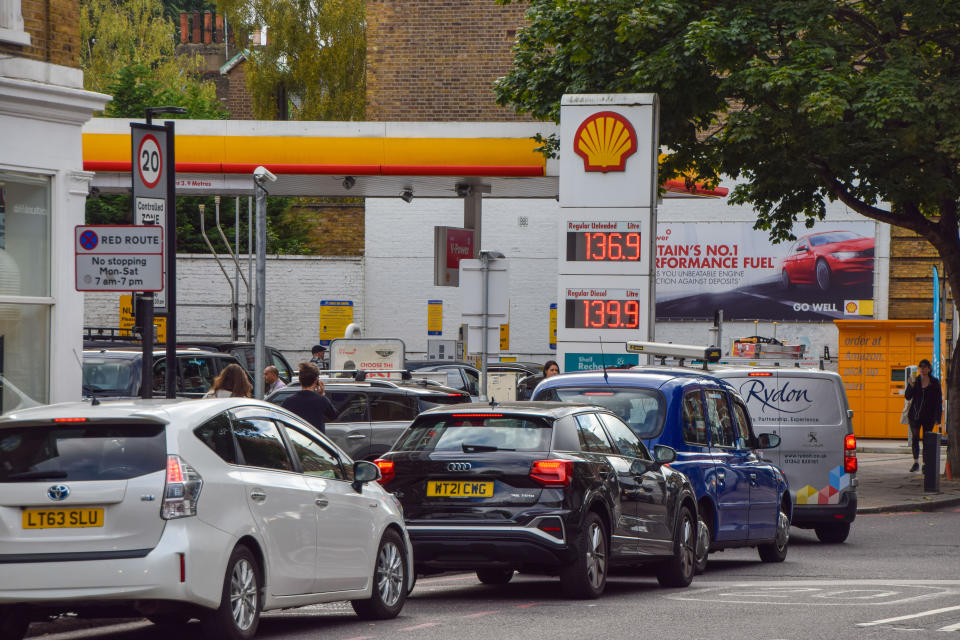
<box><xmin>0</xmin><ymin>398</ymin><xmax>413</xmax><ymax>640</ymax></box>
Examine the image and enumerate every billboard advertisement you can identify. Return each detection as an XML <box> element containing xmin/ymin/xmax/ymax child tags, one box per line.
<box><xmin>655</xmin><ymin>221</ymin><xmax>876</xmax><ymax>321</ymax></box>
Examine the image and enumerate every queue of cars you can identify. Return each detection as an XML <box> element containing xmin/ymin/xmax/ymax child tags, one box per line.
<box><xmin>3</xmin><ymin>344</ymin><xmax>857</xmax><ymax>638</ymax></box>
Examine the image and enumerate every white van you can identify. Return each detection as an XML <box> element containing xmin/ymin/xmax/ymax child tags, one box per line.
<box><xmin>712</xmin><ymin>367</ymin><xmax>858</xmax><ymax>543</ymax></box>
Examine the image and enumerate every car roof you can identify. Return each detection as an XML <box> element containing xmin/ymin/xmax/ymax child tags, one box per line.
<box><xmin>405</xmin><ymin>360</ymin><xmax>477</xmax><ymax>370</ymax></box>
<box><xmin>417</xmin><ymin>400</ymin><xmax>602</xmax><ymax>419</ymax></box>
<box><xmin>534</xmin><ymin>368</ymin><xmax>734</xmax><ymax>393</ymax></box>
<box><xmin>267</xmin><ymin>378</ymin><xmax>469</xmax><ymax>396</ymax></box>
<box><xmin>83</xmin><ymin>349</ymin><xmax>240</xmax><ymax>358</ymax></box>
<box><xmin>0</xmin><ymin>397</ymin><xmax>284</xmax><ymax>426</ymax></box>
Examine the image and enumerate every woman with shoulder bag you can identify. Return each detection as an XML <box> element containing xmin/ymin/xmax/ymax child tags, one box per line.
<box><xmin>903</xmin><ymin>359</ymin><xmax>942</xmax><ymax>473</ymax></box>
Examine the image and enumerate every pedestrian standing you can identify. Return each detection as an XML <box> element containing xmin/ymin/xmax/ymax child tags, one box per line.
<box><xmin>309</xmin><ymin>344</ymin><xmax>328</xmax><ymax>370</ymax></box>
<box><xmin>282</xmin><ymin>362</ymin><xmax>336</xmax><ymax>433</ymax></box>
<box><xmin>203</xmin><ymin>363</ymin><xmax>252</xmax><ymax>398</ymax></box>
<box><xmin>904</xmin><ymin>358</ymin><xmax>942</xmax><ymax>472</ymax></box>
<box><xmin>543</xmin><ymin>360</ymin><xmax>560</xmax><ymax>378</ymax></box>
<box><xmin>264</xmin><ymin>365</ymin><xmax>286</xmax><ymax>395</ymax></box>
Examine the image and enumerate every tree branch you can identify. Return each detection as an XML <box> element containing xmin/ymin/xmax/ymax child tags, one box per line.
<box><xmin>815</xmin><ymin>166</ymin><xmax>933</xmax><ymax>234</ymax></box>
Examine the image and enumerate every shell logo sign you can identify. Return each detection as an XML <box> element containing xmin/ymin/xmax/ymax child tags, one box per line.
<box><xmin>573</xmin><ymin>111</ymin><xmax>637</xmax><ymax>173</ymax></box>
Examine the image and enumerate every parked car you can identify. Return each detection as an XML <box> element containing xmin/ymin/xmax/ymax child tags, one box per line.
<box><xmin>0</xmin><ymin>398</ymin><xmax>413</xmax><ymax>640</ymax></box>
<box><xmin>375</xmin><ymin>401</ymin><xmax>698</xmax><ymax>598</ymax></box>
<box><xmin>266</xmin><ymin>378</ymin><xmax>472</xmax><ymax>461</ymax></box>
<box><xmin>779</xmin><ymin>230</ymin><xmax>875</xmax><ymax>291</ymax></box>
<box><xmin>184</xmin><ymin>342</ymin><xmax>294</xmax><ymax>384</ymax></box>
<box><xmin>712</xmin><ymin>367</ymin><xmax>857</xmax><ymax>543</ymax></box>
<box><xmin>404</xmin><ymin>361</ymin><xmax>480</xmax><ymax>397</ymax></box>
<box><xmin>82</xmin><ymin>348</ymin><xmax>248</xmax><ymax>399</ymax></box>
<box><xmin>533</xmin><ymin>369</ymin><xmax>791</xmax><ymax>573</ymax></box>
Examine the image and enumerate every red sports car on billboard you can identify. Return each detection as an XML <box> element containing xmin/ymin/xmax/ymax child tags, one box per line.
<box><xmin>779</xmin><ymin>230</ymin><xmax>874</xmax><ymax>292</ymax></box>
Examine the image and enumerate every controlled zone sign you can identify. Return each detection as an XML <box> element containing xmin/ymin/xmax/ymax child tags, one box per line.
<box><xmin>75</xmin><ymin>225</ymin><xmax>163</xmax><ymax>292</ymax></box>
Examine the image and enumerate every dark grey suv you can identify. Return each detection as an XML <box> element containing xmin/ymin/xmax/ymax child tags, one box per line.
<box><xmin>266</xmin><ymin>378</ymin><xmax>471</xmax><ymax>461</ymax></box>
<box><xmin>82</xmin><ymin>348</ymin><xmax>247</xmax><ymax>398</ymax></box>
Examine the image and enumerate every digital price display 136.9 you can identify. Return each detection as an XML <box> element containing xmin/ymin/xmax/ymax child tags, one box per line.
<box><xmin>565</xmin><ymin>298</ymin><xmax>641</xmax><ymax>329</ymax></box>
<box><xmin>565</xmin><ymin>222</ymin><xmax>643</xmax><ymax>262</ymax></box>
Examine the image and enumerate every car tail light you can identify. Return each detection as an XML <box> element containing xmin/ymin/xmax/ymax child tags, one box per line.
<box><xmin>748</xmin><ymin>372</ymin><xmax>773</xmax><ymax>377</ymax></box>
<box><xmin>530</xmin><ymin>459</ymin><xmax>573</xmax><ymax>487</ymax></box>
<box><xmin>161</xmin><ymin>455</ymin><xmax>203</xmax><ymax>520</ymax></box>
<box><xmin>374</xmin><ymin>459</ymin><xmax>395</xmax><ymax>485</ymax></box>
<box><xmin>844</xmin><ymin>434</ymin><xmax>857</xmax><ymax>474</ymax></box>
<box><xmin>452</xmin><ymin>413</ymin><xmax>502</xmax><ymax>418</ymax></box>
<box><xmin>53</xmin><ymin>417</ymin><xmax>88</xmax><ymax>422</ymax></box>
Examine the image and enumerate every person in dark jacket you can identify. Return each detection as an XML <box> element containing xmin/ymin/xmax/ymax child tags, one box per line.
<box><xmin>904</xmin><ymin>358</ymin><xmax>943</xmax><ymax>472</ymax></box>
<box><xmin>282</xmin><ymin>362</ymin><xmax>336</xmax><ymax>433</ymax></box>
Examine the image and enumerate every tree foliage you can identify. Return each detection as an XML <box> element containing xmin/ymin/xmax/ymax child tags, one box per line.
<box><xmin>215</xmin><ymin>0</ymin><xmax>366</xmax><ymax>120</ymax></box>
<box><xmin>495</xmin><ymin>0</ymin><xmax>960</xmax><ymax>471</ymax></box>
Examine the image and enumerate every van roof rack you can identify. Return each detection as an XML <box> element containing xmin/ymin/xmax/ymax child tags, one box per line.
<box><xmin>626</xmin><ymin>341</ymin><xmax>721</xmax><ymax>371</ymax></box>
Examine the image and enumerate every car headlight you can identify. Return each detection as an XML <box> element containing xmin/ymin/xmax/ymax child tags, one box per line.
<box><xmin>831</xmin><ymin>251</ymin><xmax>858</xmax><ymax>260</ymax></box>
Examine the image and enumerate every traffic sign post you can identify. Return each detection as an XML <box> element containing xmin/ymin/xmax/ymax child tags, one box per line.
<box><xmin>133</xmin><ymin>110</ymin><xmax>181</xmax><ymax>399</ymax></box>
<box><xmin>131</xmin><ymin>123</ymin><xmax>169</xmax><ymax>311</ymax></box>
<box><xmin>74</xmin><ymin>225</ymin><xmax>164</xmax><ymax>292</ymax></box>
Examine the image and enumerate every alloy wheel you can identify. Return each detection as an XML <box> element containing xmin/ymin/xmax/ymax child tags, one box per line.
<box><xmin>585</xmin><ymin>521</ymin><xmax>606</xmax><ymax>590</ymax></box>
<box><xmin>230</xmin><ymin>558</ymin><xmax>258</xmax><ymax>631</ymax></box>
<box><xmin>376</xmin><ymin>540</ymin><xmax>404</xmax><ymax>608</ymax></box>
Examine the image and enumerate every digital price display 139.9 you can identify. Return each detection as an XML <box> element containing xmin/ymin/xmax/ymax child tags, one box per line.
<box><xmin>565</xmin><ymin>299</ymin><xmax>641</xmax><ymax>329</ymax></box>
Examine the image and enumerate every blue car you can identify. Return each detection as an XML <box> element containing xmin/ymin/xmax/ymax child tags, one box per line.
<box><xmin>533</xmin><ymin>368</ymin><xmax>791</xmax><ymax>573</ymax></box>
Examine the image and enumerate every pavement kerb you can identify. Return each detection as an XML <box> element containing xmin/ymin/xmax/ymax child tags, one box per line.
<box><xmin>857</xmin><ymin>494</ymin><xmax>960</xmax><ymax>515</ymax></box>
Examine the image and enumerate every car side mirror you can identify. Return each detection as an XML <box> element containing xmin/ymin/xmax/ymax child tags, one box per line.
<box><xmin>756</xmin><ymin>433</ymin><xmax>781</xmax><ymax>449</ymax></box>
<box><xmin>847</xmin><ymin>409</ymin><xmax>854</xmax><ymax>419</ymax></box>
<box><xmin>352</xmin><ymin>460</ymin><xmax>381</xmax><ymax>492</ymax></box>
<box><xmin>653</xmin><ymin>444</ymin><xmax>677</xmax><ymax>464</ymax></box>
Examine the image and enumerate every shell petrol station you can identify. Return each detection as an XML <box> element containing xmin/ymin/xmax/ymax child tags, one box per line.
<box><xmin>78</xmin><ymin>96</ymin><xmax>947</xmax><ymax>441</ymax></box>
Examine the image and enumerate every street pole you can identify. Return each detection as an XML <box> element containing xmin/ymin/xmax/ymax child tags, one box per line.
<box><xmin>253</xmin><ymin>169</ymin><xmax>270</xmax><ymax>399</ymax></box>
<box><xmin>480</xmin><ymin>251</ymin><xmax>489</xmax><ymax>401</ymax></box>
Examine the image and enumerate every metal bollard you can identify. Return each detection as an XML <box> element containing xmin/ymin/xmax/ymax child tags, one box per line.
<box><xmin>922</xmin><ymin>431</ymin><xmax>941</xmax><ymax>492</ymax></box>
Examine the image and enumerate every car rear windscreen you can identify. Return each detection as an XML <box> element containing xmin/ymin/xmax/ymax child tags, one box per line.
<box><xmin>0</xmin><ymin>423</ymin><xmax>166</xmax><ymax>482</ymax></box>
<box><xmin>82</xmin><ymin>357</ymin><xmax>141</xmax><ymax>396</ymax></box>
<box><xmin>534</xmin><ymin>386</ymin><xmax>666</xmax><ymax>439</ymax></box>
<box><xmin>394</xmin><ymin>415</ymin><xmax>552</xmax><ymax>452</ymax></box>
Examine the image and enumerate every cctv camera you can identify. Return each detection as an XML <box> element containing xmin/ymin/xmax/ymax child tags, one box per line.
<box><xmin>253</xmin><ymin>166</ymin><xmax>277</xmax><ymax>183</ymax></box>
<box><xmin>400</xmin><ymin>188</ymin><xmax>414</xmax><ymax>203</ymax></box>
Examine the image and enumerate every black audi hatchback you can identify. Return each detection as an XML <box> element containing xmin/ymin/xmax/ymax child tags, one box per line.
<box><xmin>375</xmin><ymin>402</ymin><xmax>698</xmax><ymax>598</ymax></box>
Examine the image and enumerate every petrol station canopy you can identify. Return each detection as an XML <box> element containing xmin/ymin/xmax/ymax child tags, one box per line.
<box><xmin>82</xmin><ymin>119</ymin><xmax>727</xmax><ymax>199</ymax></box>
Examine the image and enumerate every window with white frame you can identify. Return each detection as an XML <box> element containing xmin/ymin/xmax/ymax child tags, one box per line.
<box><xmin>0</xmin><ymin>170</ymin><xmax>50</xmax><ymax>412</ymax></box>
<box><xmin>0</xmin><ymin>0</ymin><xmax>31</xmax><ymax>46</ymax></box>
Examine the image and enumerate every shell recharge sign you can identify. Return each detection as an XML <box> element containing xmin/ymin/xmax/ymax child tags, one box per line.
<box><xmin>558</xmin><ymin>95</ymin><xmax>658</xmax><ymax>370</ymax></box>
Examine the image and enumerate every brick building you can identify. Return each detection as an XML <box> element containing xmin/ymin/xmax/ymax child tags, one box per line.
<box><xmin>1</xmin><ymin>0</ymin><xmax>109</xmax><ymax>408</ymax></box>
<box><xmin>365</xmin><ymin>0</ymin><xmax>529</xmax><ymax>121</ymax></box>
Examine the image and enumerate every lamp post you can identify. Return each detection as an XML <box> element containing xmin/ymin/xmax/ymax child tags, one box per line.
<box><xmin>252</xmin><ymin>166</ymin><xmax>276</xmax><ymax>399</ymax></box>
<box><xmin>479</xmin><ymin>249</ymin><xmax>504</xmax><ymax>401</ymax></box>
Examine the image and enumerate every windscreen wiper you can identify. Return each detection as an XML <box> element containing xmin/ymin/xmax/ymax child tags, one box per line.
<box><xmin>6</xmin><ymin>470</ymin><xmax>68</xmax><ymax>481</ymax></box>
<box><xmin>461</xmin><ymin>443</ymin><xmax>515</xmax><ymax>452</ymax></box>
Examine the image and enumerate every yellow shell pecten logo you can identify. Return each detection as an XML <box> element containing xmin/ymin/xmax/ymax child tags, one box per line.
<box><xmin>573</xmin><ymin>111</ymin><xmax>638</xmax><ymax>173</ymax></box>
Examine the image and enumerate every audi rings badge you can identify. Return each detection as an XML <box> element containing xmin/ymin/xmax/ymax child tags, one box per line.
<box><xmin>447</xmin><ymin>462</ymin><xmax>472</xmax><ymax>472</ymax></box>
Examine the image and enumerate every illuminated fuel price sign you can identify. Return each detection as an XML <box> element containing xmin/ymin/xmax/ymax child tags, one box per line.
<box><xmin>567</xmin><ymin>226</ymin><xmax>642</xmax><ymax>262</ymax></box>
<box><xmin>559</xmin><ymin>279</ymin><xmax>649</xmax><ymax>341</ymax></box>
<box><xmin>560</xmin><ymin>213</ymin><xmax>651</xmax><ymax>276</ymax></box>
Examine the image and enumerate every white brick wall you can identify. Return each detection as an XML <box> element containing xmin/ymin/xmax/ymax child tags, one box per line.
<box><xmin>365</xmin><ymin>183</ymin><xmax>889</xmax><ymax>366</ymax></box>
<box><xmin>84</xmin><ymin>254</ymin><xmax>363</xmax><ymax>365</ymax></box>
<box><xmin>83</xmin><ymin>185</ymin><xmax>889</xmax><ymax>371</ymax></box>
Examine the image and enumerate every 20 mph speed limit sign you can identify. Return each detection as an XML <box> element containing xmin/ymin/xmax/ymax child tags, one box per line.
<box><xmin>131</xmin><ymin>125</ymin><xmax>167</xmax><ymax>199</ymax></box>
<box><xmin>137</xmin><ymin>134</ymin><xmax>162</xmax><ymax>188</ymax></box>
<box><xmin>131</xmin><ymin>122</ymin><xmax>170</xmax><ymax>310</ymax></box>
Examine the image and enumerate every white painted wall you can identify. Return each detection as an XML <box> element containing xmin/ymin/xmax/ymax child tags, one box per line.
<box><xmin>84</xmin><ymin>254</ymin><xmax>363</xmax><ymax>366</ymax></box>
<box><xmin>82</xmin><ymin>183</ymin><xmax>891</xmax><ymax>372</ymax></box>
<box><xmin>365</xmin><ymin>183</ymin><xmax>890</xmax><ymax>366</ymax></box>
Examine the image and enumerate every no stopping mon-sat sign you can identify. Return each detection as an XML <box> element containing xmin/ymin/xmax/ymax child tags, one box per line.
<box><xmin>75</xmin><ymin>225</ymin><xmax>164</xmax><ymax>292</ymax></box>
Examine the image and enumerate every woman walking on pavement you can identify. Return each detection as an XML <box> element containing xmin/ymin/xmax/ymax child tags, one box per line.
<box><xmin>904</xmin><ymin>358</ymin><xmax>942</xmax><ymax>472</ymax></box>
